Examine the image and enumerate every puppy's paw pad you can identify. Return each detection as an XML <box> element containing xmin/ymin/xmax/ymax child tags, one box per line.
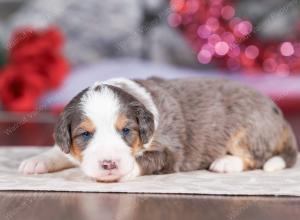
<box><xmin>263</xmin><ymin>156</ymin><xmax>286</xmax><ymax>172</ymax></box>
<box><xmin>209</xmin><ymin>155</ymin><xmax>244</xmax><ymax>173</ymax></box>
<box><xmin>19</xmin><ymin>157</ymin><xmax>51</xmax><ymax>175</ymax></box>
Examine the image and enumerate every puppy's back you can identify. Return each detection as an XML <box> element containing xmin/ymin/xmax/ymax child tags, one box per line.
<box><xmin>140</xmin><ymin>77</ymin><xmax>298</xmax><ymax>171</ymax></box>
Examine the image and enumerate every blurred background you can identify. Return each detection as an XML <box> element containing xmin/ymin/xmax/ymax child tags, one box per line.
<box><xmin>0</xmin><ymin>0</ymin><xmax>299</xmax><ymax>146</ymax></box>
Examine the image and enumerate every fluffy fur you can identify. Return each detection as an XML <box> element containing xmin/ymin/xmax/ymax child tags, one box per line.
<box><xmin>19</xmin><ymin>77</ymin><xmax>298</xmax><ymax>182</ymax></box>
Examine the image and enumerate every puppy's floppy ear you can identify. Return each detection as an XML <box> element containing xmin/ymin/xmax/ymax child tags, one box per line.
<box><xmin>130</xmin><ymin>102</ymin><xmax>155</xmax><ymax>144</ymax></box>
<box><xmin>54</xmin><ymin>88</ymin><xmax>88</xmax><ymax>153</ymax></box>
<box><xmin>54</xmin><ymin>110</ymin><xmax>72</xmax><ymax>153</ymax></box>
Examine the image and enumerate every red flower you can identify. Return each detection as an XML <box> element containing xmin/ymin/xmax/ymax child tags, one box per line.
<box><xmin>0</xmin><ymin>26</ymin><xmax>69</xmax><ymax>112</ymax></box>
<box><xmin>10</xmin><ymin>27</ymin><xmax>62</xmax><ymax>58</ymax></box>
<box><xmin>9</xmin><ymin>27</ymin><xmax>68</xmax><ymax>89</ymax></box>
<box><xmin>0</xmin><ymin>65</ymin><xmax>45</xmax><ymax>111</ymax></box>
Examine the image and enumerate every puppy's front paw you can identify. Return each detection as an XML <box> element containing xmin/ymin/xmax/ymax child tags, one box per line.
<box><xmin>19</xmin><ymin>156</ymin><xmax>53</xmax><ymax>175</ymax></box>
<box><xmin>120</xmin><ymin>161</ymin><xmax>141</xmax><ymax>182</ymax></box>
<box><xmin>209</xmin><ymin>155</ymin><xmax>244</xmax><ymax>173</ymax></box>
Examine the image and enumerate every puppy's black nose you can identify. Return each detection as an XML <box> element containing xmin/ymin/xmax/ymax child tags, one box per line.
<box><xmin>100</xmin><ymin>160</ymin><xmax>117</xmax><ymax>170</ymax></box>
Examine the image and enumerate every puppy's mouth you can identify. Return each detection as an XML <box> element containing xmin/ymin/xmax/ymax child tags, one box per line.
<box><xmin>90</xmin><ymin>175</ymin><xmax>120</xmax><ymax>183</ymax></box>
<box><xmin>89</xmin><ymin>171</ymin><xmax>122</xmax><ymax>183</ymax></box>
<box><xmin>85</xmin><ymin>161</ymin><xmax>136</xmax><ymax>183</ymax></box>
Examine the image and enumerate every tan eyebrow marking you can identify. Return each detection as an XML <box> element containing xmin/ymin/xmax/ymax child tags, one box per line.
<box><xmin>71</xmin><ymin>117</ymin><xmax>95</xmax><ymax>161</ymax></box>
<box><xmin>115</xmin><ymin>114</ymin><xmax>128</xmax><ymax>131</ymax></box>
<box><xmin>115</xmin><ymin>113</ymin><xmax>143</xmax><ymax>154</ymax></box>
<box><xmin>73</xmin><ymin>117</ymin><xmax>96</xmax><ymax>137</ymax></box>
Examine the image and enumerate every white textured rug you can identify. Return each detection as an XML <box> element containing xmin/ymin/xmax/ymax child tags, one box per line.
<box><xmin>1</xmin><ymin>147</ymin><xmax>300</xmax><ymax>196</ymax></box>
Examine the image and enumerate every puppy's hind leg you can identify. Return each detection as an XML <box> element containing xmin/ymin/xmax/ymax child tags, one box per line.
<box><xmin>263</xmin><ymin>156</ymin><xmax>286</xmax><ymax>172</ymax></box>
<box><xmin>263</xmin><ymin>130</ymin><xmax>298</xmax><ymax>172</ymax></box>
<box><xmin>209</xmin><ymin>155</ymin><xmax>244</xmax><ymax>173</ymax></box>
<box><xmin>19</xmin><ymin>146</ymin><xmax>77</xmax><ymax>174</ymax></box>
<box><xmin>209</xmin><ymin>129</ymin><xmax>250</xmax><ymax>173</ymax></box>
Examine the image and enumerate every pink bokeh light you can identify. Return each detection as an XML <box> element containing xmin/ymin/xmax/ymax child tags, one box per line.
<box><xmin>245</xmin><ymin>45</ymin><xmax>259</xmax><ymax>60</ymax></box>
<box><xmin>215</xmin><ymin>41</ymin><xmax>230</xmax><ymax>56</ymax></box>
<box><xmin>280</xmin><ymin>42</ymin><xmax>295</xmax><ymax>57</ymax></box>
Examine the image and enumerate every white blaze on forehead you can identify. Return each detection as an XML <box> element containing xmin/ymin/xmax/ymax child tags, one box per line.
<box><xmin>81</xmin><ymin>86</ymin><xmax>125</xmax><ymax>157</ymax></box>
<box><xmin>82</xmin><ymin>86</ymin><xmax>120</xmax><ymax>126</ymax></box>
<box><xmin>93</xmin><ymin>78</ymin><xmax>159</xmax><ymax>130</ymax></box>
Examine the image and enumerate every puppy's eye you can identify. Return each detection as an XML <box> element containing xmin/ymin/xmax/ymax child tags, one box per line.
<box><xmin>81</xmin><ymin>131</ymin><xmax>93</xmax><ymax>141</ymax></box>
<box><xmin>121</xmin><ymin>127</ymin><xmax>130</xmax><ymax>137</ymax></box>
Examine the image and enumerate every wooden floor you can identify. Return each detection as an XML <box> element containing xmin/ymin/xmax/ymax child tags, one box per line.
<box><xmin>0</xmin><ymin>112</ymin><xmax>300</xmax><ymax>220</ymax></box>
<box><xmin>0</xmin><ymin>192</ymin><xmax>300</xmax><ymax>220</ymax></box>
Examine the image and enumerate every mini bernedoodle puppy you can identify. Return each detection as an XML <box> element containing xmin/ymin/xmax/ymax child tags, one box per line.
<box><xmin>19</xmin><ymin>77</ymin><xmax>298</xmax><ymax>182</ymax></box>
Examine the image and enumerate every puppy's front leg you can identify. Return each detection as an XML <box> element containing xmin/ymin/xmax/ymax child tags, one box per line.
<box><xmin>136</xmin><ymin>150</ymin><xmax>170</xmax><ymax>175</ymax></box>
<box><xmin>19</xmin><ymin>146</ymin><xmax>76</xmax><ymax>174</ymax></box>
<box><xmin>120</xmin><ymin>150</ymin><xmax>168</xmax><ymax>182</ymax></box>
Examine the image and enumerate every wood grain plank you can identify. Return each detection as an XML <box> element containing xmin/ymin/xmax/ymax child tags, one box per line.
<box><xmin>0</xmin><ymin>192</ymin><xmax>300</xmax><ymax>220</ymax></box>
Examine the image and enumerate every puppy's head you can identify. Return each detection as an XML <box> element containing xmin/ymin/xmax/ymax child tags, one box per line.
<box><xmin>54</xmin><ymin>83</ymin><xmax>155</xmax><ymax>182</ymax></box>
